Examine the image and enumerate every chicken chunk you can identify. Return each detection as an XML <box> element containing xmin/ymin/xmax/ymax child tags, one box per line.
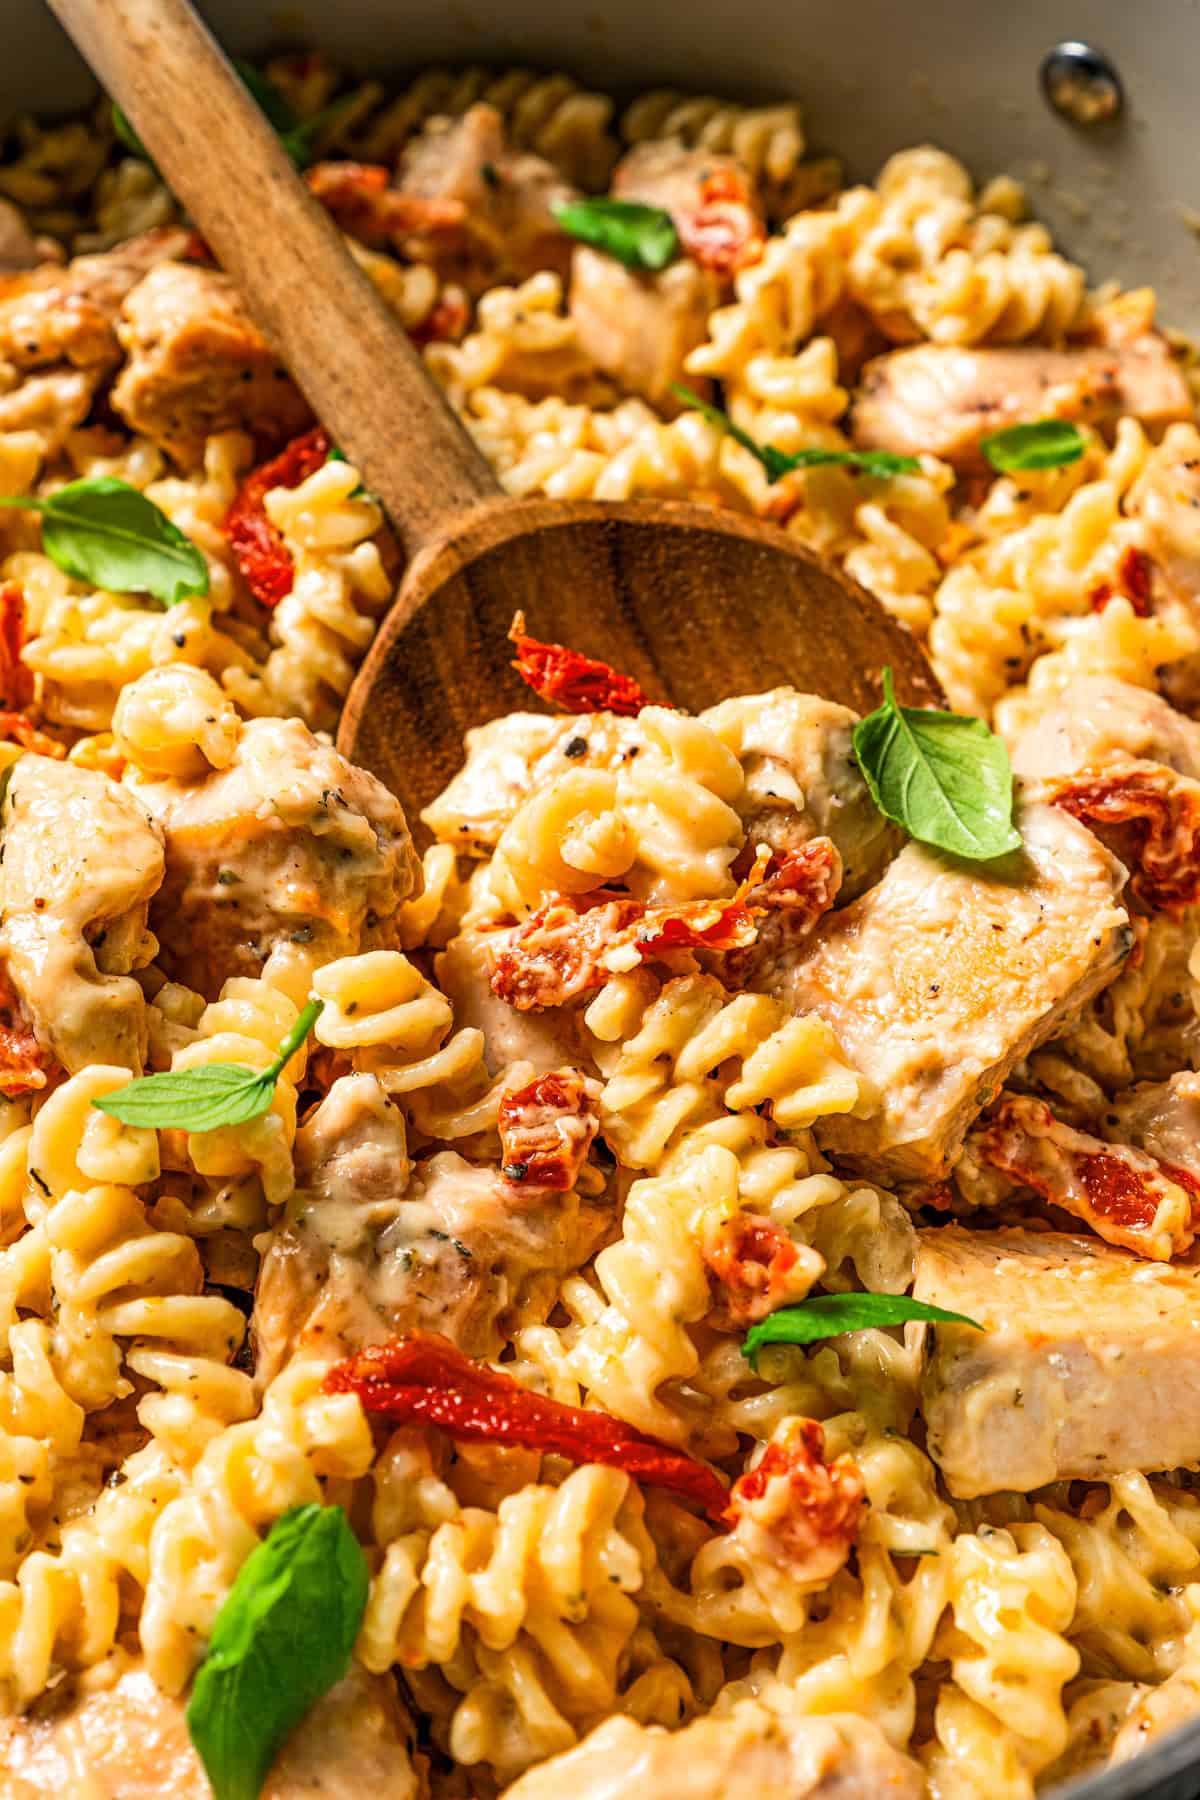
<box><xmin>112</xmin><ymin>262</ymin><xmax>311</xmax><ymax>466</ymax></box>
<box><xmin>916</xmin><ymin>1225</ymin><xmax>1200</xmax><ymax>1496</ymax></box>
<box><xmin>1105</xmin><ymin>1070</ymin><xmax>1200</xmax><ymax>1174</ymax></box>
<box><xmin>0</xmin><ymin>754</ymin><xmax>164</xmax><ymax>1074</ymax></box>
<box><xmin>0</xmin><ymin>365</ymin><xmax>97</xmax><ymax>454</ymax></box>
<box><xmin>422</xmin><ymin>709</ymin><xmax>641</xmax><ymax>854</ymax></box>
<box><xmin>850</xmin><ymin>338</ymin><xmax>1192</xmax><ymax>468</ymax></box>
<box><xmin>569</xmin><ymin>247</ymin><xmax>718</xmax><ymax>407</ymax></box>
<box><xmin>776</xmin><ymin>800</ymin><xmax>1130</xmax><ymax>1180</ymax></box>
<box><xmin>253</xmin><ymin>1074</ymin><xmax>610</xmax><ymax>1381</ymax></box>
<box><xmin>502</xmin><ymin>1702</ymin><xmax>925</xmax><ymax>1800</ymax></box>
<box><xmin>1010</xmin><ymin>676</ymin><xmax>1200</xmax><ymax>786</ymax></box>
<box><xmin>0</xmin><ymin>227</ymin><xmax>189</xmax><ymax>372</ymax></box>
<box><xmin>701</xmin><ymin>687</ymin><xmax>900</xmax><ymax>900</ymax></box>
<box><xmin>131</xmin><ymin>716</ymin><xmax>418</xmax><ymax>997</ymax></box>
<box><xmin>0</xmin><ymin>1662</ymin><xmax>421</xmax><ymax>1799</ymax></box>
<box><xmin>395</xmin><ymin>103</ymin><xmax>577</xmax><ymax>290</ymax></box>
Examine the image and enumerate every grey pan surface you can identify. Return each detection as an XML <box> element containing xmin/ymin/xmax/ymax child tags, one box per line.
<box><xmin>7</xmin><ymin>1</ymin><xmax>1200</xmax><ymax>1796</ymax></box>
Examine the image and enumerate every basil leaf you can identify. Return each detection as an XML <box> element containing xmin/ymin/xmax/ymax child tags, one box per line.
<box><xmin>112</xmin><ymin>61</ymin><xmax>296</xmax><ymax>168</ymax></box>
<box><xmin>670</xmin><ymin>385</ymin><xmax>919</xmax><ymax>482</ymax></box>
<box><xmin>743</xmin><ymin>1293</ymin><xmax>982</xmax><ymax>1368</ymax></box>
<box><xmin>186</xmin><ymin>1503</ymin><xmax>368</xmax><ymax>1800</ymax></box>
<box><xmin>93</xmin><ymin>998</ymin><xmax>322</xmax><ymax>1131</ymax></box>
<box><xmin>93</xmin><ymin>1063</ymin><xmax>276</xmax><ymax>1131</ymax></box>
<box><xmin>853</xmin><ymin>667</ymin><xmax>1022</xmax><ymax>861</ymax></box>
<box><xmin>280</xmin><ymin>95</ymin><xmax>359</xmax><ymax>169</ymax></box>
<box><xmin>980</xmin><ymin>419</ymin><xmax>1086</xmax><ymax>473</ymax></box>
<box><xmin>0</xmin><ymin>478</ymin><xmax>208</xmax><ymax>607</ymax></box>
<box><xmin>553</xmin><ymin>197</ymin><xmax>679</xmax><ymax>271</ymax></box>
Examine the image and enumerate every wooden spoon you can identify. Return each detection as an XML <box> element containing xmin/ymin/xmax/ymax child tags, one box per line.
<box><xmin>49</xmin><ymin>0</ymin><xmax>943</xmax><ymax>832</ymax></box>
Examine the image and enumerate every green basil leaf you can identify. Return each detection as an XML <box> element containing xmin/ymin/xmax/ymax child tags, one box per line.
<box><xmin>92</xmin><ymin>1063</ymin><xmax>276</xmax><ymax>1131</ymax></box>
<box><xmin>0</xmin><ymin>478</ymin><xmax>209</xmax><ymax>607</ymax></box>
<box><xmin>112</xmin><ymin>61</ymin><xmax>296</xmax><ymax>168</ymax></box>
<box><xmin>186</xmin><ymin>1503</ymin><xmax>368</xmax><ymax>1800</ymax></box>
<box><xmin>93</xmin><ymin>998</ymin><xmax>323</xmax><ymax>1131</ymax></box>
<box><xmin>852</xmin><ymin>667</ymin><xmax>1022</xmax><ymax>861</ymax></box>
<box><xmin>553</xmin><ymin>197</ymin><xmax>679</xmax><ymax>271</ymax></box>
<box><xmin>670</xmin><ymin>384</ymin><xmax>919</xmax><ymax>482</ymax></box>
<box><xmin>743</xmin><ymin>1293</ymin><xmax>983</xmax><ymax>1368</ymax></box>
<box><xmin>979</xmin><ymin>419</ymin><xmax>1086</xmax><ymax>473</ymax></box>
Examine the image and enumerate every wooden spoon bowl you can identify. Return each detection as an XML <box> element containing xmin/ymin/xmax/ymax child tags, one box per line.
<box><xmin>342</xmin><ymin>494</ymin><xmax>941</xmax><ymax>834</ymax></box>
<box><xmin>50</xmin><ymin>0</ymin><xmax>944</xmax><ymax>832</ymax></box>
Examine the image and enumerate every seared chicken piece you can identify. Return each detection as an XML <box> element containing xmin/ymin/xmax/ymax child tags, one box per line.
<box><xmin>112</xmin><ymin>262</ymin><xmax>311</xmax><ymax>466</ymax></box>
<box><xmin>253</xmin><ymin>1073</ymin><xmax>609</xmax><ymax>1380</ymax></box>
<box><xmin>422</xmin><ymin>709</ymin><xmax>641</xmax><ymax>854</ymax></box>
<box><xmin>701</xmin><ymin>687</ymin><xmax>900</xmax><ymax>900</ymax></box>
<box><xmin>1104</xmin><ymin>1070</ymin><xmax>1200</xmax><ymax>1173</ymax></box>
<box><xmin>0</xmin><ymin>755</ymin><xmax>164</xmax><ymax>1074</ymax></box>
<box><xmin>0</xmin><ymin>1663</ymin><xmax>421</xmax><ymax>1799</ymax></box>
<box><xmin>777</xmin><ymin>800</ymin><xmax>1130</xmax><ymax>1181</ymax></box>
<box><xmin>0</xmin><ymin>228</ymin><xmax>189</xmax><ymax>373</ymax></box>
<box><xmin>1010</xmin><ymin>676</ymin><xmax>1200</xmax><ymax>787</ymax></box>
<box><xmin>395</xmin><ymin>103</ymin><xmax>577</xmax><ymax>289</ymax></box>
<box><xmin>1011</xmin><ymin>678</ymin><xmax>1200</xmax><ymax>914</ymax></box>
<box><xmin>502</xmin><ymin>1702</ymin><xmax>924</xmax><ymax>1800</ymax></box>
<box><xmin>132</xmin><ymin>716</ymin><xmax>418</xmax><ymax>997</ymax></box>
<box><xmin>569</xmin><ymin>248</ymin><xmax>717</xmax><ymax>407</ymax></box>
<box><xmin>851</xmin><ymin>338</ymin><xmax>1191</xmax><ymax>468</ymax></box>
<box><xmin>568</xmin><ymin>138</ymin><xmax>764</xmax><ymax>404</ymax></box>
<box><xmin>916</xmin><ymin>1225</ymin><xmax>1200</xmax><ymax>1496</ymax></box>
<box><xmin>0</xmin><ymin>366</ymin><xmax>97</xmax><ymax>453</ymax></box>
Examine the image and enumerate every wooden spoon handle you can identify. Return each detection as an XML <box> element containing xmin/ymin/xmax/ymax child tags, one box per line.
<box><xmin>46</xmin><ymin>0</ymin><xmax>501</xmax><ymax>556</ymax></box>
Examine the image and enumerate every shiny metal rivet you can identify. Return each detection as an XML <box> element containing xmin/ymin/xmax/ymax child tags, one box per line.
<box><xmin>1040</xmin><ymin>41</ymin><xmax>1124</xmax><ymax>125</ymax></box>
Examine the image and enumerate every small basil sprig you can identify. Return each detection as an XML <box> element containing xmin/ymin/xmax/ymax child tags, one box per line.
<box><xmin>186</xmin><ymin>1504</ymin><xmax>368</xmax><ymax>1800</ymax></box>
<box><xmin>93</xmin><ymin>998</ymin><xmax>322</xmax><ymax>1132</ymax></box>
<box><xmin>0</xmin><ymin>478</ymin><xmax>209</xmax><ymax>607</ymax></box>
<box><xmin>114</xmin><ymin>62</ymin><xmax>342</xmax><ymax>171</ymax></box>
<box><xmin>853</xmin><ymin>667</ymin><xmax>1022</xmax><ymax>862</ymax></box>
<box><xmin>980</xmin><ymin>419</ymin><xmax>1086</xmax><ymax>474</ymax></box>
<box><xmin>671</xmin><ymin>384</ymin><xmax>919</xmax><ymax>482</ymax></box>
<box><xmin>553</xmin><ymin>197</ymin><xmax>679</xmax><ymax>271</ymax></box>
<box><xmin>743</xmin><ymin>1292</ymin><xmax>983</xmax><ymax>1369</ymax></box>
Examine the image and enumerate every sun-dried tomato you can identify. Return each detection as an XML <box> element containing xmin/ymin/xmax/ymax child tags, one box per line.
<box><xmin>1090</xmin><ymin>546</ymin><xmax>1154</xmax><ymax>619</ymax></box>
<box><xmin>972</xmin><ymin>1092</ymin><xmax>1196</xmax><ymax>1259</ymax></box>
<box><xmin>0</xmin><ymin>961</ymin><xmax>57</xmax><ymax>1096</ymax></box>
<box><xmin>408</xmin><ymin>287</ymin><xmax>470</xmax><ymax>349</ymax></box>
<box><xmin>1052</xmin><ymin>760</ymin><xmax>1200</xmax><ymax>914</ymax></box>
<box><xmin>508</xmin><ymin>613</ymin><xmax>658</xmax><ymax>718</ymax></box>
<box><xmin>0</xmin><ymin>585</ymin><xmax>33</xmax><ymax>713</ymax></box>
<box><xmin>225</xmin><ymin>427</ymin><xmax>331</xmax><ymax>607</ymax></box>
<box><xmin>306</xmin><ymin>161</ymin><xmax>465</xmax><ymax>248</ymax></box>
<box><xmin>0</xmin><ymin>715</ymin><xmax>64</xmax><ymax>758</ymax></box>
<box><xmin>738</xmin><ymin>837</ymin><xmax>843</xmax><ymax>919</ymax></box>
<box><xmin>725</xmin><ymin>1417</ymin><xmax>865</xmax><ymax>1573</ymax></box>
<box><xmin>703</xmin><ymin>1214</ymin><xmax>813</xmax><ymax>1329</ymax></box>
<box><xmin>499</xmin><ymin>1069</ymin><xmax>599</xmax><ymax>1190</ymax></box>
<box><xmin>677</xmin><ymin>167</ymin><xmax>766</xmax><ymax>276</ymax></box>
<box><xmin>491</xmin><ymin>892</ymin><xmax>757</xmax><ymax>1010</ymax></box>
<box><xmin>324</xmin><ymin>1332</ymin><xmax>730</xmax><ymax>1520</ymax></box>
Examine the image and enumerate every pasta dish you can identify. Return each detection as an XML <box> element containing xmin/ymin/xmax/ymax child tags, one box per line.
<box><xmin>0</xmin><ymin>50</ymin><xmax>1199</xmax><ymax>1800</ymax></box>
